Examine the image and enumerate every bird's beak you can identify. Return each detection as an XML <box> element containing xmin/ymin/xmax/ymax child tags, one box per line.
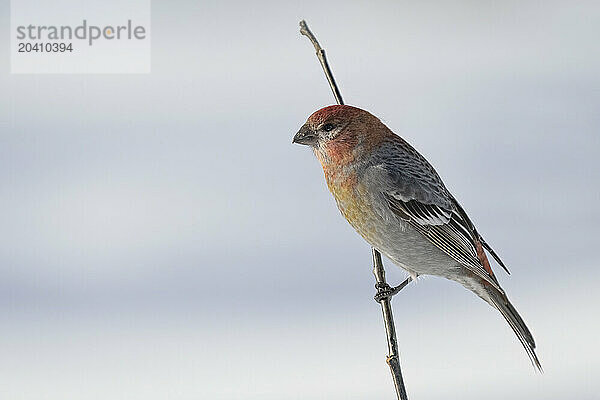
<box><xmin>292</xmin><ymin>124</ymin><xmax>317</xmax><ymax>146</ymax></box>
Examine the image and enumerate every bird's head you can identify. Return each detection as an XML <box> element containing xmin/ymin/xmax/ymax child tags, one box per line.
<box><xmin>293</xmin><ymin>105</ymin><xmax>389</xmax><ymax>164</ymax></box>
<box><xmin>293</xmin><ymin>105</ymin><xmax>366</xmax><ymax>147</ymax></box>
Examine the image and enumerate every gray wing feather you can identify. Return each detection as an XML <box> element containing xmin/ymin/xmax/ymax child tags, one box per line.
<box><xmin>369</xmin><ymin>138</ymin><xmax>502</xmax><ymax>288</ymax></box>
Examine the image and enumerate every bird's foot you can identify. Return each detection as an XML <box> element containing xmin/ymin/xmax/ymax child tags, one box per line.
<box><xmin>374</xmin><ymin>277</ymin><xmax>412</xmax><ymax>303</ymax></box>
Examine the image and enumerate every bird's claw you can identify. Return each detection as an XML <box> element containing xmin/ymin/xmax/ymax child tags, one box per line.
<box><xmin>374</xmin><ymin>282</ymin><xmax>395</xmax><ymax>302</ymax></box>
<box><xmin>374</xmin><ymin>278</ymin><xmax>412</xmax><ymax>303</ymax></box>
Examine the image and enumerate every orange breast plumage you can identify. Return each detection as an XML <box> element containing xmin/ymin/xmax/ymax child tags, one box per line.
<box><xmin>324</xmin><ymin>169</ymin><xmax>383</xmax><ymax>246</ymax></box>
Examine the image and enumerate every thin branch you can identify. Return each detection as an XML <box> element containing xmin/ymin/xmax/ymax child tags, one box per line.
<box><xmin>299</xmin><ymin>20</ymin><xmax>344</xmax><ymax>105</ymax></box>
<box><xmin>372</xmin><ymin>249</ymin><xmax>409</xmax><ymax>400</ymax></box>
<box><xmin>298</xmin><ymin>20</ymin><xmax>409</xmax><ymax>400</ymax></box>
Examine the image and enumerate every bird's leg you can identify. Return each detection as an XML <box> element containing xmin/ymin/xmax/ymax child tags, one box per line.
<box><xmin>374</xmin><ymin>277</ymin><xmax>413</xmax><ymax>302</ymax></box>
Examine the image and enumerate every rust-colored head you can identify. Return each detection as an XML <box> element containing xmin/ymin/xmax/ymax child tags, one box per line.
<box><xmin>293</xmin><ymin>105</ymin><xmax>391</xmax><ymax>164</ymax></box>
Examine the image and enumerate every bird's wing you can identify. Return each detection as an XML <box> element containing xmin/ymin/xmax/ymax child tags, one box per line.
<box><xmin>369</xmin><ymin>138</ymin><xmax>502</xmax><ymax>289</ymax></box>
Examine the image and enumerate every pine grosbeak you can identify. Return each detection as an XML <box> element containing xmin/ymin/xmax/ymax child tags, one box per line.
<box><xmin>293</xmin><ymin>105</ymin><xmax>541</xmax><ymax>370</ymax></box>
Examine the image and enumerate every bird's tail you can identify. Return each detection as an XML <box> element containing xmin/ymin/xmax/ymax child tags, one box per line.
<box><xmin>484</xmin><ymin>285</ymin><xmax>542</xmax><ymax>372</ymax></box>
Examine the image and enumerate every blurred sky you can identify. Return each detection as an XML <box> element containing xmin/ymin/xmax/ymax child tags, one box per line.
<box><xmin>1</xmin><ymin>1</ymin><xmax>599</xmax><ymax>399</ymax></box>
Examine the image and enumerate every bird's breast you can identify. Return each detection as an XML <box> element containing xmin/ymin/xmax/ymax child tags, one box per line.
<box><xmin>322</xmin><ymin>166</ymin><xmax>384</xmax><ymax>245</ymax></box>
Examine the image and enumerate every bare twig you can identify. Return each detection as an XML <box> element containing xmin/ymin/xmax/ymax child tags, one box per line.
<box><xmin>299</xmin><ymin>20</ymin><xmax>344</xmax><ymax>105</ymax></box>
<box><xmin>372</xmin><ymin>249</ymin><xmax>409</xmax><ymax>400</ymax></box>
<box><xmin>298</xmin><ymin>20</ymin><xmax>409</xmax><ymax>400</ymax></box>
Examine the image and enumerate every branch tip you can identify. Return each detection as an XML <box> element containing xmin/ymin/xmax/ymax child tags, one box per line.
<box><xmin>299</xmin><ymin>20</ymin><xmax>322</xmax><ymax>52</ymax></box>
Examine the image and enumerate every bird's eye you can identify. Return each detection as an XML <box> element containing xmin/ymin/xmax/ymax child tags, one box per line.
<box><xmin>322</xmin><ymin>123</ymin><xmax>335</xmax><ymax>132</ymax></box>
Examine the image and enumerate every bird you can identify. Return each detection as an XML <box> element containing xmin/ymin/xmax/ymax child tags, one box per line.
<box><xmin>292</xmin><ymin>104</ymin><xmax>541</xmax><ymax>371</ymax></box>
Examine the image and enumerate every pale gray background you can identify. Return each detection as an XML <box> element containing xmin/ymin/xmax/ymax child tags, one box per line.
<box><xmin>1</xmin><ymin>1</ymin><xmax>599</xmax><ymax>399</ymax></box>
